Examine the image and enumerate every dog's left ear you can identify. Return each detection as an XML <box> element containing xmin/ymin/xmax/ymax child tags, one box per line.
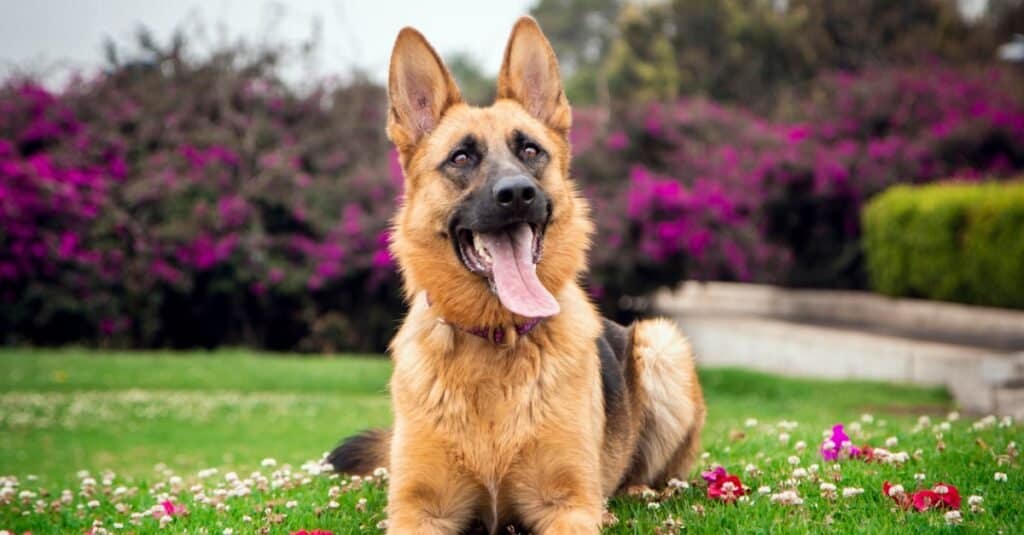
<box><xmin>497</xmin><ymin>17</ymin><xmax>571</xmax><ymax>136</ymax></box>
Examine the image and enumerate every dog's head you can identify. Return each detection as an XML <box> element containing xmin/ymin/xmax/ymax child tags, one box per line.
<box><xmin>387</xmin><ymin>17</ymin><xmax>592</xmax><ymax>328</ymax></box>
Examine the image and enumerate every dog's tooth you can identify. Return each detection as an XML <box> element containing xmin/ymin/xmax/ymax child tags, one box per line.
<box><xmin>473</xmin><ymin>233</ymin><xmax>491</xmax><ymax>261</ymax></box>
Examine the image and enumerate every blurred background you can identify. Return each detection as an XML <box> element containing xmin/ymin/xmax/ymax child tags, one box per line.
<box><xmin>1</xmin><ymin>0</ymin><xmax>1023</xmax><ymax>354</ymax></box>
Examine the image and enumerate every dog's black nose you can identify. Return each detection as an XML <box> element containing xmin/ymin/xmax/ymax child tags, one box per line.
<box><xmin>492</xmin><ymin>175</ymin><xmax>537</xmax><ymax>213</ymax></box>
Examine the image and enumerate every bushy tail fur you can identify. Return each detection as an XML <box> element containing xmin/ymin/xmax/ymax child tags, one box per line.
<box><xmin>327</xmin><ymin>428</ymin><xmax>391</xmax><ymax>476</ymax></box>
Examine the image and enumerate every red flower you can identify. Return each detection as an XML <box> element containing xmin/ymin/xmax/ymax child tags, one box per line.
<box><xmin>882</xmin><ymin>480</ymin><xmax>911</xmax><ymax>510</ymax></box>
<box><xmin>911</xmin><ymin>490</ymin><xmax>942</xmax><ymax>512</ymax></box>
<box><xmin>884</xmin><ymin>481</ymin><xmax>960</xmax><ymax>512</ymax></box>
<box><xmin>707</xmin><ymin>474</ymin><xmax>746</xmax><ymax>503</ymax></box>
<box><xmin>935</xmin><ymin>482</ymin><xmax>961</xmax><ymax>509</ymax></box>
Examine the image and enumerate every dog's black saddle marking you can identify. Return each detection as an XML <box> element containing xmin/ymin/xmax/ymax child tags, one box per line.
<box><xmin>598</xmin><ymin>317</ymin><xmax>633</xmax><ymax>430</ymax></box>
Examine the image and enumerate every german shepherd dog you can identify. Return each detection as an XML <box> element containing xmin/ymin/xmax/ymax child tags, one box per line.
<box><xmin>328</xmin><ymin>16</ymin><xmax>705</xmax><ymax>534</ymax></box>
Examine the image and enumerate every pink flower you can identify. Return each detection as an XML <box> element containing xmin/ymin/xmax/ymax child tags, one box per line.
<box><xmin>152</xmin><ymin>500</ymin><xmax>186</xmax><ymax>518</ymax></box>
<box><xmin>701</xmin><ymin>466</ymin><xmax>727</xmax><ymax>483</ymax></box>
<box><xmin>821</xmin><ymin>424</ymin><xmax>861</xmax><ymax>461</ymax></box>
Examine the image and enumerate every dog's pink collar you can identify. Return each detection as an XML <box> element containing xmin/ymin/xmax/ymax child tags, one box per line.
<box><xmin>425</xmin><ymin>294</ymin><xmax>542</xmax><ymax>344</ymax></box>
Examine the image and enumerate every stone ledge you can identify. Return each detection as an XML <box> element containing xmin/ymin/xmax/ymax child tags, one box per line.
<box><xmin>656</xmin><ymin>282</ymin><xmax>1024</xmax><ymax>350</ymax></box>
<box><xmin>655</xmin><ymin>283</ymin><xmax>1024</xmax><ymax>417</ymax></box>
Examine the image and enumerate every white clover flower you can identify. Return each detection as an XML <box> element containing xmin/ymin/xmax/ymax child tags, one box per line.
<box><xmin>947</xmin><ymin>411</ymin><xmax>960</xmax><ymax>421</ymax></box>
<box><xmin>848</xmin><ymin>422</ymin><xmax>862</xmax><ymax>433</ymax></box>
<box><xmin>999</xmin><ymin>416</ymin><xmax>1013</xmax><ymax>428</ymax></box>
<box><xmin>885</xmin><ymin>437</ymin><xmax>898</xmax><ymax>447</ymax></box>
<box><xmin>285</xmin><ymin>500</ymin><xmax>297</xmax><ymax>509</ymax></box>
<box><xmin>701</xmin><ymin>452</ymin><xmax>710</xmax><ymax>460</ymax></box>
<box><xmin>808</xmin><ymin>464</ymin><xmax>819</xmax><ymax>474</ymax></box>
<box><xmin>944</xmin><ymin>510</ymin><xmax>962</xmax><ymax>525</ymax></box>
<box><xmin>328</xmin><ymin>500</ymin><xmax>340</xmax><ymax>509</ymax></box>
<box><xmin>745</xmin><ymin>418</ymin><xmax>758</xmax><ymax>427</ymax></box>
<box><xmin>647</xmin><ymin>502</ymin><xmax>661</xmax><ymax>510</ymax></box>
<box><xmin>820</xmin><ymin>483</ymin><xmax>836</xmax><ymax>491</ymax></box>
<box><xmin>861</xmin><ymin>413</ymin><xmax>874</xmax><ymax>423</ymax></box>
<box><xmin>891</xmin><ymin>451</ymin><xmax>910</xmax><ymax>464</ymax></box>
<box><xmin>87</xmin><ymin>499</ymin><xmax>100</xmax><ymax>508</ymax></box>
<box><xmin>914</xmin><ymin>473</ymin><xmax>926</xmax><ymax>482</ymax></box>
<box><xmin>757</xmin><ymin>485</ymin><xmax>772</xmax><ymax>495</ymax></box>
<box><xmin>934</xmin><ymin>485</ymin><xmax>949</xmax><ymax>495</ymax></box>
<box><xmin>373</xmin><ymin>467</ymin><xmax>389</xmax><ymax>479</ymax></box>
<box><xmin>744</xmin><ymin>464</ymin><xmax>758</xmax><ymax>475</ymax></box>
<box><xmin>841</xmin><ymin>487</ymin><xmax>863</xmax><ymax>498</ymax></box>
<box><xmin>792</xmin><ymin>468</ymin><xmax>808</xmax><ymax>479</ymax></box>
<box><xmin>158</xmin><ymin>515</ymin><xmax>173</xmax><ymax>528</ymax></box>
<box><xmin>787</xmin><ymin>455</ymin><xmax>801</xmax><ymax>466</ymax></box>
<box><xmin>778</xmin><ymin>433</ymin><xmax>790</xmax><ymax>443</ymax></box>
<box><xmin>242</xmin><ymin>515</ymin><xmax>253</xmax><ymax>523</ymax></box>
<box><xmin>770</xmin><ymin>490</ymin><xmax>803</xmax><ymax>506</ymax></box>
<box><xmin>968</xmin><ymin>495</ymin><xmax>983</xmax><ymax>506</ymax></box>
<box><xmin>794</xmin><ymin>441</ymin><xmax>807</xmax><ymax>452</ymax></box>
<box><xmin>777</xmin><ymin>420</ymin><xmax>799</xmax><ymax>431</ymax></box>
<box><xmin>994</xmin><ymin>472</ymin><xmax>1007</xmax><ymax>482</ymax></box>
<box><xmin>887</xmin><ymin>484</ymin><xmax>905</xmax><ymax>497</ymax></box>
<box><xmin>261</xmin><ymin>458</ymin><xmax>277</xmax><ymax>468</ymax></box>
<box><xmin>197</xmin><ymin>468</ymin><xmax>218</xmax><ymax>479</ymax></box>
<box><xmin>223</xmin><ymin>529</ymin><xmax>234</xmax><ymax>535</ymax></box>
<box><xmin>938</xmin><ymin>421</ymin><xmax>951</xmax><ymax>432</ymax></box>
<box><xmin>667</xmin><ymin>478</ymin><xmax>689</xmax><ymax>489</ymax></box>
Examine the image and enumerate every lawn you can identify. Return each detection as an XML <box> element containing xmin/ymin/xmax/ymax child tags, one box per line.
<box><xmin>0</xmin><ymin>349</ymin><xmax>1019</xmax><ymax>533</ymax></box>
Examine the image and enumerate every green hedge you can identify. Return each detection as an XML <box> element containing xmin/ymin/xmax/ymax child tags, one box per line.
<box><xmin>862</xmin><ymin>181</ymin><xmax>1024</xmax><ymax>309</ymax></box>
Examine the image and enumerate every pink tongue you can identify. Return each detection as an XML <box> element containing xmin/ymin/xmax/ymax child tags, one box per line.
<box><xmin>478</xmin><ymin>224</ymin><xmax>560</xmax><ymax>318</ymax></box>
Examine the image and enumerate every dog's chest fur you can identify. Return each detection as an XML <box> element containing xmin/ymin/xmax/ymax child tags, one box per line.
<box><xmin>390</xmin><ymin>289</ymin><xmax>603</xmax><ymax>483</ymax></box>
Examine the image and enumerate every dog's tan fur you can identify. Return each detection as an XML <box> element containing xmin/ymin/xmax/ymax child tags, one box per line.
<box><xmin>331</xmin><ymin>17</ymin><xmax>705</xmax><ymax>534</ymax></box>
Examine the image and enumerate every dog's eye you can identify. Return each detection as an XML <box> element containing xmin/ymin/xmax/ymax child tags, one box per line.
<box><xmin>450</xmin><ymin>150</ymin><xmax>472</xmax><ymax>168</ymax></box>
<box><xmin>519</xmin><ymin>143</ymin><xmax>540</xmax><ymax>161</ymax></box>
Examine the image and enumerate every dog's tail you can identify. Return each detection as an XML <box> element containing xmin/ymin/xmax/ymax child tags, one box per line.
<box><xmin>327</xmin><ymin>428</ymin><xmax>391</xmax><ymax>476</ymax></box>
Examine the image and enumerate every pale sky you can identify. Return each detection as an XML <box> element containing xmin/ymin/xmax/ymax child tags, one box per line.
<box><xmin>0</xmin><ymin>0</ymin><xmax>536</xmax><ymax>85</ymax></box>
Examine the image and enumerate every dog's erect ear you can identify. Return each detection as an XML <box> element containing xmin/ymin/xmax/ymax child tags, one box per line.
<box><xmin>387</xmin><ymin>27</ymin><xmax>462</xmax><ymax>151</ymax></box>
<box><xmin>497</xmin><ymin>17</ymin><xmax>571</xmax><ymax>135</ymax></box>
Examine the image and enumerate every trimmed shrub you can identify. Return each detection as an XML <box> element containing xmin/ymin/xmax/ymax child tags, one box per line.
<box><xmin>862</xmin><ymin>181</ymin><xmax>1024</xmax><ymax>309</ymax></box>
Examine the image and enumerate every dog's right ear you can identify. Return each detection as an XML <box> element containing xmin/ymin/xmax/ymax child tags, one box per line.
<box><xmin>387</xmin><ymin>27</ymin><xmax>463</xmax><ymax>154</ymax></box>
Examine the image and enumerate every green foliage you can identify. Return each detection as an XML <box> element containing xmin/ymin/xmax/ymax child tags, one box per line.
<box><xmin>603</xmin><ymin>4</ymin><xmax>680</xmax><ymax>102</ymax></box>
<box><xmin>530</xmin><ymin>0</ymin><xmax>621</xmax><ymax>104</ymax></box>
<box><xmin>444</xmin><ymin>52</ymin><xmax>495</xmax><ymax>106</ymax></box>
<box><xmin>863</xmin><ymin>180</ymin><xmax>1024</xmax><ymax>308</ymax></box>
<box><xmin>585</xmin><ymin>0</ymin><xmax>1007</xmax><ymax>109</ymax></box>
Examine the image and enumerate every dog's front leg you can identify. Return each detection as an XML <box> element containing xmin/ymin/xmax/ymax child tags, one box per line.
<box><xmin>507</xmin><ymin>436</ymin><xmax>603</xmax><ymax>535</ymax></box>
<box><xmin>386</xmin><ymin>430</ymin><xmax>480</xmax><ymax>534</ymax></box>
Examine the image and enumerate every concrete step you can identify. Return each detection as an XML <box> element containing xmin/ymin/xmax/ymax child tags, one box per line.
<box><xmin>667</xmin><ymin>313</ymin><xmax>1024</xmax><ymax>417</ymax></box>
<box><xmin>656</xmin><ymin>282</ymin><xmax>1024</xmax><ymax>351</ymax></box>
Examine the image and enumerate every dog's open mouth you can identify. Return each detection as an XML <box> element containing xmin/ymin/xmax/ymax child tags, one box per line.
<box><xmin>453</xmin><ymin>222</ymin><xmax>559</xmax><ymax>318</ymax></box>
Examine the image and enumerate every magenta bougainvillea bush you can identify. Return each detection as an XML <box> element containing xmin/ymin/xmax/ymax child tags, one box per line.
<box><xmin>0</xmin><ymin>49</ymin><xmax>401</xmax><ymax>351</ymax></box>
<box><xmin>576</xmin><ymin>65</ymin><xmax>1024</xmax><ymax>318</ymax></box>
<box><xmin>2</xmin><ymin>51</ymin><xmax>1023</xmax><ymax>349</ymax></box>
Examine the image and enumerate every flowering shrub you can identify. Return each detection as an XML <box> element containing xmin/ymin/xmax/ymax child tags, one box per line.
<box><xmin>576</xmin><ymin>66</ymin><xmax>1024</xmax><ymax>318</ymax></box>
<box><xmin>3</xmin><ymin>52</ymin><xmax>1023</xmax><ymax>349</ymax></box>
<box><xmin>0</xmin><ymin>46</ymin><xmax>402</xmax><ymax>351</ymax></box>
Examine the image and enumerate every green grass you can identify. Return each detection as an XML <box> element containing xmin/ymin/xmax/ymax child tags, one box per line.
<box><xmin>1</xmin><ymin>350</ymin><xmax>1020</xmax><ymax>533</ymax></box>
